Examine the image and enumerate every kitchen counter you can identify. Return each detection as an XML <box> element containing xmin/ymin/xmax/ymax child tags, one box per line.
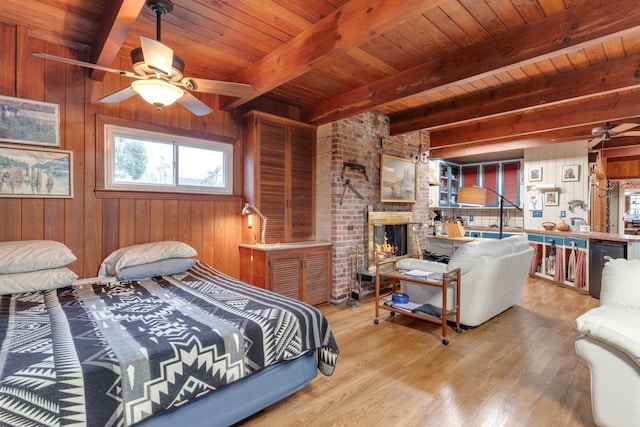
<box><xmin>465</xmin><ymin>226</ymin><xmax>525</xmax><ymax>233</ymax></box>
<box><xmin>525</xmin><ymin>229</ymin><xmax>640</xmax><ymax>243</ymax></box>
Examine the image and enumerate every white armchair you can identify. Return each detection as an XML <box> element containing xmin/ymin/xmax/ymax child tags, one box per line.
<box><xmin>396</xmin><ymin>235</ymin><xmax>533</xmax><ymax>327</ymax></box>
<box><xmin>575</xmin><ymin>258</ymin><xmax>640</xmax><ymax>427</ymax></box>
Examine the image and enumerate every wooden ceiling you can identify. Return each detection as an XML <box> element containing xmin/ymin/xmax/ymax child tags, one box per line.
<box><xmin>2</xmin><ymin>0</ymin><xmax>640</xmax><ymax>161</ymax></box>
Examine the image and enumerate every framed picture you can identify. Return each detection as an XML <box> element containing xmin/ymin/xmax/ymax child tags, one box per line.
<box><xmin>0</xmin><ymin>144</ymin><xmax>73</xmax><ymax>198</ymax></box>
<box><xmin>562</xmin><ymin>164</ymin><xmax>579</xmax><ymax>182</ymax></box>
<box><xmin>380</xmin><ymin>154</ymin><xmax>417</xmax><ymax>203</ymax></box>
<box><xmin>528</xmin><ymin>193</ymin><xmax>541</xmax><ymax>211</ymax></box>
<box><xmin>529</xmin><ymin>166</ymin><xmax>542</xmax><ymax>182</ymax></box>
<box><xmin>0</xmin><ymin>95</ymin><xmax>60</xmax><ymax>147</ymax></box>
<box><xmin>544</xmin><ymin>191</ymin><xmax>559</xmax><ymax>206</ymax></box>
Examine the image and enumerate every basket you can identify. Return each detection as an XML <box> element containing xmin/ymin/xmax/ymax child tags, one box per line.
<box><xmin>444</xmin><ymin>221</ymin><xmax>465</xmax><ymax>238</ymax></box>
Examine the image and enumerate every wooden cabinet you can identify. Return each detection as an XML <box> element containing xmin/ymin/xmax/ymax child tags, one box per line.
<box><xmin>242</xmin><ymin>111</ymin><xmax>316</xmax><ymax>244</ymax></box>
<box><xmin>239</xmin><ymin>243</ymin><xmax>332</xmax><ymax>305</ymax></box>
<box><xmin>435</xmin><ymin>161</ymin><xmax>460</xmax><ymax>206</ymax></box>
<box><xmin>528</xmin><ymin>233</ymin><xmax>588</xmax><ymax>291</ymax></box>
<box><xmin>435</xmin><ymin>158</ymin><xmax>521</xmax><ymax>208</ymax></box>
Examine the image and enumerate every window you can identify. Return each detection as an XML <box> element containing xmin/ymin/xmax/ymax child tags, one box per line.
<box><xmin>104</xmin><ymin>124</ymin><xmax>232</xmax><ymax>195</ymax></box>
<box><xmin>630</xmin><ymin>193</ymin><xmax>640</xmax><ymax>215</ymax></box>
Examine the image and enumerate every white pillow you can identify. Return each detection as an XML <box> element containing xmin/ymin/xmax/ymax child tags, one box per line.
<box><xmin>0</xmin><ymin>240</ymin><xmax>77</xmax><ymax>274</ymax></box>
<box><xmin>116</xmin><ymin>258</ymin><xmax>197</xmax><ymax>280</ymax></box>
<box><xmin>0</xmin><ymin>267</ymin><xmax>78</xmax><ymax>294</ymax></box>
<box><xmin>98</xmin><ymin>241</ymin><xmax>197</xmax><ymax>277</ymax></box>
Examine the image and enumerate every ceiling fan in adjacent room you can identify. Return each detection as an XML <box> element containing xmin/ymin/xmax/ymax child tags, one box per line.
<box><xmin>586</xmin><ymin>122</ymin><xmax>640</xmax><ymax>149</ymax></box>
<box><xmin>33</xmin><ymin>0</ymin><xmax>254</xmax><ymax>116</ymax></box>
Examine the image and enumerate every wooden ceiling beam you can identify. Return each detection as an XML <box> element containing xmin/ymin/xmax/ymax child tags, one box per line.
<box><xmin>430</xmin><ymin>137</ymin><xmax>557</xmax><ymax>160</ymax></box>
<box><xmin>88</xmin><ymin>0</ymin><xmax>146</xmax><ymax>80</ymax></box>
<box><xmin>431</xmin><ymin>116</ymin><xmax>640</xmax><ymax>159</ymax></box>
<box><xmin>303</xmin><ymin>0</ymin><xmax>640</xmax><ymax>125</ymax></box>
<box><xmin>221</xmin><ymin>0</ymin><xmax>448</xmax><ymax>109</ymax></box>
<box><xmin>428</xmin><ymin>125</ymin><xmax>601</xmax><ymax>158</ymax></box>
<box><xmin>429</xmin><ymin>90</ymin><xmax>640</xmax><ymax>147</ymax></box>
<box><xmin>390</xmin><ymin>54</ymin><xmax>640</xmax><ymax>135</ymax></box>
<box><xmin>602</xmin><ymin>144</ymin><xmax>640</xmax><ymax>162</ymax></box>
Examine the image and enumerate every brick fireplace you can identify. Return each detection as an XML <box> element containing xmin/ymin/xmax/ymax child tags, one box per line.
<box><xmin>322</xmin><ymin>111</ymin><xmax>431</xmax><ymax>302</ymax></box>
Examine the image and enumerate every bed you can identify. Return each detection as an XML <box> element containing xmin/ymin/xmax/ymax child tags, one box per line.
<box><xmin>0</xmin><ymin>240</ymin><xmax>339</xmax><ymax>427</ymax></box>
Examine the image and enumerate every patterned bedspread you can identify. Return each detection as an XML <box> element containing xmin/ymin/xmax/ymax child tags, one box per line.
<box><xmin>0</xmin><ymin>262</ymin><xmax>338</xmax><ymax>426</ymax></box>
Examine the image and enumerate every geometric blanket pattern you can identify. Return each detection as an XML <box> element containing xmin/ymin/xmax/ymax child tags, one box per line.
<box><xmin>0</xmin><ymin>262</ymin><xmax>338</xmax><ymax>426</ymax></box>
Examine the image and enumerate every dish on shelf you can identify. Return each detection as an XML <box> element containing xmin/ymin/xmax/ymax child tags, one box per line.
<box><xmin>542</xmin><ymin>222</ymin><xmax>556</xmax><ymax>231</ymax></box>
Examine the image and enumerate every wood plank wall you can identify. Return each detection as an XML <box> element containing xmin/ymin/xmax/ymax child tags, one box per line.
<box><xmin>0</xmin><ymin>22</ymin><xmax>247</xmax><ymax>279</ymax></box>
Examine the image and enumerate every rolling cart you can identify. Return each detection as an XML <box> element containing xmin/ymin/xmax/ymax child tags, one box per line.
<box><xmin>374</xmin><ymin>258</ymin><xmax>462</xmax><ymax>345</ymax></box>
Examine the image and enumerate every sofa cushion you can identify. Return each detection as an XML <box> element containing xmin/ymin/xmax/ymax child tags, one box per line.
<box><xmin>600</xmin><ymin>258</ymin><xmax>640</xmax><ymax>308</ymax></box>
<box><xmin>395</xmin><ymin>258</ymin><xmax>446</xmax><ymax>274</ymax></box>
<box><xmin>575</xmin><ymin>305</ymin><xmax>640</xmax><ymax>367</ymax></box>
<box><xmin>447</xmin><ymin>236</ymin><xmax>513</xmax><ymax>275</ymax></box>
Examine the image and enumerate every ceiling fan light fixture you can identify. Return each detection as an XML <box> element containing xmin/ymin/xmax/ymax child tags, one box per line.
<box><xmin>131</xmin><ymin>79</ymin><xmax>183</xmax><ymax>109</ymax></box>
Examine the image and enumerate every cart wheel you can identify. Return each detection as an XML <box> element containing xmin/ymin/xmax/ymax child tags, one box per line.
<box><xmin>455</xmin><ymin>327</ymin><xmax>462</xmax><ymax>334</ymax></box>
<box><xmin>442</xmin><ymin>338</ymin><xmax>449</xmax><ymax>345</ymax></box>
<box><xmin>389</xmin><ymin>311</ymin><xmax>396</xmax><ymax>317</ymax></box>
<box><xmin>374</xmin><ymin>318</ymin><xmax>379</xmax><ymax>324</ymax></box>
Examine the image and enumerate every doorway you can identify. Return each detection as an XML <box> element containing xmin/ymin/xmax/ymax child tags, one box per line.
<box><xmin>620</xmin><ymin>184</ymin><xmax>640</xmax><ymax>235</ymax></box>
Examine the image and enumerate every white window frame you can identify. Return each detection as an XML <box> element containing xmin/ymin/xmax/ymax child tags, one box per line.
<box><xmin>104</xmin><ymin>123</ymin><xmax>233</xmax><ymax>195</ymax></box>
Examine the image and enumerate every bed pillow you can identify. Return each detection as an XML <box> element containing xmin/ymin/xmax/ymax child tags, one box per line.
<box><xmin>98</xmin><ymin>241</ymin><xmax>197</xmax><ymax>277</ymax></box>
<box><xmin>0</xmin><ymin>240</ymin><xmax>77</xmax><ymax>274</ymax></box>
<box><xmin>116</xmin><ymin>258</ymin><xmax>197</xmax><ymax>280</ymax></box>
<box><xmin>0</xmin><ymin>267</ymin><xmax>79</xmax><ymax>294</ymax></box>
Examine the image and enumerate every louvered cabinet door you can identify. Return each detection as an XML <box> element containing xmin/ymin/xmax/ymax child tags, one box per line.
<box><xmin>258</xmin><ymin>120</ymin><xmax>287</xmax><ymax>243</ymax></box>
<box><xmin>243</xmin><ymin>111</ymin><xmax>316</xmax><ymax>245</ymax></box>
<box><xmin>268</xmin><ymin>253</ymin><xmax>303</xmax><ymax>300</ymax></box>
<box><xmin>303</xmin><ymin>247</ymin><xmax>332</xmax><ymax>305</ymax></box>
<box><xmin>289</xmin><ymin>126</ymin><xmax>315</xmax><ymax>241</ymax></box>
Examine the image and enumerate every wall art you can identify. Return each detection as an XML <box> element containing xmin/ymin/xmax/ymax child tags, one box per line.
<box><xmin>562</xmin><ymin>164</ymin><xmax>579</xmax><ymax>182</ymax></box>
<box><xmin>0</xmin><ymin>95</ymin><xmax>60</xmax><ymax>147</ymax></box>
<box><xmin>0</xmin><ymin>144</ymin><xmax>73</xmax><ymax>198</ymax></box>
<box><xmin>529</xmin><ymin>166</ymin><xmax>542</xmax><ymax>182</ymax></box>
<box><xmin>380</xmin><ymin>154</ymin><xmax>417</xmax><ymax>203</ymax></box>
<box><xmin>544</xmin><ymin>191</ymin><xmax>559</xmax><ymax>206</ymax></box>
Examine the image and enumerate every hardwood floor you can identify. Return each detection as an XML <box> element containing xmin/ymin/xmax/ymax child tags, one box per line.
<box><xmin>238</xmin><ymin>277</ymin><xmax>600</xmax><ymax>427</ymax></box>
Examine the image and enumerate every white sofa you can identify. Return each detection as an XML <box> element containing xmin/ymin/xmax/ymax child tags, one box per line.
<box><xmin>575</xmin><ymin>258</ymin><xmax>640</xmax><ymax>427</ymax></box>
<box><xmin>396</xmin><ymin>235</ymin><xmax>533</xmax><ymax>327</ymax></box>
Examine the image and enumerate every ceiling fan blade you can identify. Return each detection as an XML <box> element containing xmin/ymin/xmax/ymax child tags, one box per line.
<box><xmin>33</xmin><ymin>52</ymin><xmax>139</xmax><ymax>78</ymax></box>
<box><xmin>177</xmin><ymin>91</ymin><xmax>213</xmax><ymax>116</ymax></box>
<box><xmin>586</xmin><ymin>137</ymin><xmax>602</xmax><ymax>149</ymax></box>
<box><xmin>610</xmin><ymin>123</ymin><xmax>639</xmax><ymax>134</ymax></box>
<box><xmin>624</xmin><ymin>131</ymin><xmax>640</xmax><ymax>137</ymax></box>
<box><xmin>182</xmin><ymin>78</ymin><xmax>254</xmax><ymax>98</ymax></box>
<box><xmin>99</xmin><ymin>87</ymin><xmax>137</xmax><ymax>103</ymax></box>
<box><xmin>140</xmin><ymin>36</ymin><xmax>173</xmax><ymax>76</ymax></box>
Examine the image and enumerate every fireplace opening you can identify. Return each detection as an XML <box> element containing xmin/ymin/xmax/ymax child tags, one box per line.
<box><xmin>367</xmin><ymin>211</ymin><xmax>415</xmax><ymax>270</ymax></box>
<box><xmin>374</xmin><ymin>224</ymin><xmax>407</xmax><ymax>260</ymax></box>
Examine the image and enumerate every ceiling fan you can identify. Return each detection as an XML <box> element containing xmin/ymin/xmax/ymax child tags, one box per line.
<box><xmin>32</xmin><ymin>0</ymin><xmax>253</xmax><ymax>116</ymax></box>
<box><xmin>586</xmin><ymin>122</ymin><xmax>640</xmax><ymax>149</ymax></box>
